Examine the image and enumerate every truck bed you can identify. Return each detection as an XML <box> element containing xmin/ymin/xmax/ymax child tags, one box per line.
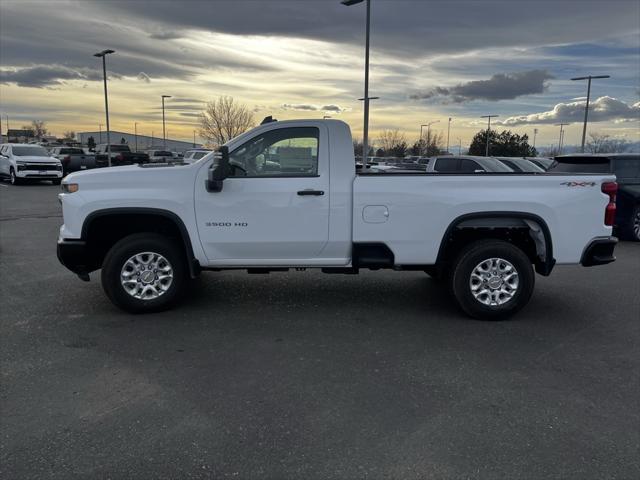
<box><xmin>353</xmin><ymin>172</ymin><xmax>615</xmax><ymax>265</ymax></box>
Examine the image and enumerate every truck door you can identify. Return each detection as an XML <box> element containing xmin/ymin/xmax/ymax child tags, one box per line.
<box><xmin>195</xmin><ymin>125</ymin><xmax>330</xmax><ymax>264</ymax></box>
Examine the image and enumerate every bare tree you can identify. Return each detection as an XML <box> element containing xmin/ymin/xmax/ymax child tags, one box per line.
<box><xmin>63</xmin><ymin>130</ymin><xmax>76</xmax><ymax>140</ymax></box>
<box><xmin>377</xmin><ymin>129</ymin><xmax>407</xmax><ymax>156</ymax></box>
<box><xmin>198</xmin><ymin>96</ymin><xmax>254</xmax><ymax>145</ymax></box>
<box><xmin>30</xmin><ymin>120</ymin><xmax>48</xmax><ymax>139</ymax></box>
<box><xmin>586</xmin><ymin>132</ymin><xmax>629</xmax><ymax>153</ymax></box>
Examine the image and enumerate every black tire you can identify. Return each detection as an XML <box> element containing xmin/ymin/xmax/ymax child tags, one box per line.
<box><xmin>423</xmin><ymin>266</ymin><xmax>440</xmax><ymax>279</ymax></box>
<box><xmin>623</xmin><ymin>205</ymin><xmax>640</xmax><ymax>242</ymax></box>
<box><xmin>9</xmin><ymin>168</ymin><xmax>22</xmax><ymax>185</ymax></box>
<box><xmin>101</xmin><ymin>233</ymin><xmax>188</xmax><ymax>313</ymax></box>
<box><xmin>449</xmin><ymin>240</ymin><xmax>534</xmax><ymax>320</ymax></box>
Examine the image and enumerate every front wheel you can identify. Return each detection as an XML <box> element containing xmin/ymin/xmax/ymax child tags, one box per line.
<box><xmin>449</xmin><ymin>240</ymin><xmax>534</xmax><ymax>320</ymax></box>
<box><xmin>10</xmin><ymin>168</ymin><xmax>22</xmax><ymax>185</ymax></box>
<box><xmin>101</xmin><ymin>233</ymin><xmax>188</xmax><ymax>313</ymax></box>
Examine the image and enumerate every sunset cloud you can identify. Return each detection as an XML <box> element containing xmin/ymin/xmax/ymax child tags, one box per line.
<box><xmin>500</xmin><ymin>96</ymin><xmax>640</xmax><ymax>125</ymax></box>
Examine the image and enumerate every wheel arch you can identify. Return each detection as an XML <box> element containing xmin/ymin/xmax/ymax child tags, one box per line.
<box><xmin>436</xmin><ymin>211</ymin><xmax>555</xmax><ymax>276</ymax></box>
<box><xmin>81</xmin><ymin>207</ymin><xmax>200</xmax><ymax>277</ymax></box>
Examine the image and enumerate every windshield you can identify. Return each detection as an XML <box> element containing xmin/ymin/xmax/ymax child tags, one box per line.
<box><xmin>109</xmin><ymin>145</ymin><xmax>130</xmax><ymax>152</ymax></box>
<box><xmin>13</xmin><ymin>146</ymin><xmax>49</xmax><ymax>157</ymax></box>
<box><xmin>154</xmin><ymin>151</ymin><xmax>173</xmax><ymax>156</ymax></box>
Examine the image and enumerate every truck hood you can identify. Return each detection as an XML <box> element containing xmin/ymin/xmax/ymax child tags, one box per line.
<box><xmin>15</xmin><ymin>156</ymin><xmax>60</xmax><ymax>163</ymax></box>
<box><xmin>64</xmin><ymin>162</ymin><xmax>198</xmax><ymax>186</ymax></box>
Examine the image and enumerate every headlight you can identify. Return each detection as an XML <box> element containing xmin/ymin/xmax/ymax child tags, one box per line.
<box><xmin>62</xmin><ymin>183</ymin><xmax>79</xmax><ymax>193</ymax></box>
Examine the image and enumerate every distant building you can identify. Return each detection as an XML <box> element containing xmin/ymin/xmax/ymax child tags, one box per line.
<box><xmin>7</xmin><ymin>129</ymin><xmax>35</xmax><ymax>143</ymax></box>
<box><xmin>77</xmin><ymin>130</ymin><xmax>201</xmax><ymax>153</ymax></box>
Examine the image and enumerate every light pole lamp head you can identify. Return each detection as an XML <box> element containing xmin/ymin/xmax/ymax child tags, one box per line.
<box><xmin>94</xmin><ymin>49</ymin><xmax>115</xmax><ymax>57</ymax></box>
<box><xmin>571</xmin><ymin>75</ymin><xmax>611</xmax><ymax>81</ymax></box>
<box><xmin>162</xmin><ymin>95</ymin><xmax>172</xmax><ymax>99</ymax></box>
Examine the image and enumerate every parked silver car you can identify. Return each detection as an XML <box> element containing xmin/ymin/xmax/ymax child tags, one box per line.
<box><xmin>426</xmin><ymin>156</ymin><xmax>514</xmax><ymax>173</ymax></box>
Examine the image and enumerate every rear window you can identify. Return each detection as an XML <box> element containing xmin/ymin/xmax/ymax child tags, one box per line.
<box><xmin>434</xmin><ymin>158</ymin><xmax>459</xmax><ymax>173</ymax></box>
<box><xmin>550</xmin><ymin>157</ymin><xmax>610</xmax><ymax>173</ymax></box>
<box><xmin>60</xmin><ymin>148</ymin><xmax>84</xmax><ymax>154</ymax></box>
<box><xmin>109</xmin><ymin>145</ymin><xmax>130</xmax><ymax>152</ymax></box>
<box><xmin>613</xmin><ymin>158</ymin><xmax>640</xmax><ymax>178</ymax></box>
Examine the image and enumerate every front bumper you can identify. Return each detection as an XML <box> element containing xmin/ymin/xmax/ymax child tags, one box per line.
<box><xmin>57</xmin><ymin>238</ymin><xmax>97</xmax><ymax>278</ymax></box>
<box><xmin>581</xmin><ymin>236</ymin><xmax>618</xmax><ymax>267</ymax></box>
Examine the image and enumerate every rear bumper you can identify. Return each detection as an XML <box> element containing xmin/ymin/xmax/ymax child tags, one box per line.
<box><xmin>57</xmin><ymin>238</ymin><xmax>96</xmax><ymax>277</ymax></box>
<box><xmin>581</xmin><ymin>236</ymin><xmax>618</xmax><ymax>267</ymax></box>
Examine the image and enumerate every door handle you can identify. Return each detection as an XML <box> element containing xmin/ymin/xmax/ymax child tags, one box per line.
<box><xmin>297</xmin><ymin>189</ymin><xmax>324</xmax><ymax>196</ymax></box>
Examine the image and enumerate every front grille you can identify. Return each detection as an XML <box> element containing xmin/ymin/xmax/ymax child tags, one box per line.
<box><xmin>18</xmin><ymin>163</ymin><xmax>60</xmax><ymax>171</ymax></box>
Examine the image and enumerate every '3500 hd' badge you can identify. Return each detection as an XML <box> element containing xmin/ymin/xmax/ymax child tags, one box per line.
<box><xmin>205</xmin><ymin>222</ymin><xmax>248</xmax><ymax>227</ymax></box>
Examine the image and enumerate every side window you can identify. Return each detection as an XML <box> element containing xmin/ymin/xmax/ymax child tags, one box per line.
<box><xmin>228</xmin><ymin>127</ymin><xmax>319</xmax><ymax>177</ymax></box>
<box><xmin>434</xmin><ymin>158</ymin><xmax>459</xmax><ymax>173</ymax></box>
<box><xmin>460</xmin><ymin>159</ymin><xmax>482</xmax><ymax>172</ymax></box>
<box><xmin>613</xmin><ymin>158</ymin><xmax>639</xmax><ymax>179</ymax></box>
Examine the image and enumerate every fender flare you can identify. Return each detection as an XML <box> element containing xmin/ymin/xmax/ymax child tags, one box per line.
<box><xmin>81</xmin><ymin>207</ymin><xmax>200</xmax><ymax>277</ymax></box>
<box><xmin>435</xmin><ymin>211</ymin><xmax>555</xmax><ymax>276</ymax></box>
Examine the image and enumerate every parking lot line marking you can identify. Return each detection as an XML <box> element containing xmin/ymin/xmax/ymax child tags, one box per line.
<box><xmin>0</xmin><ymin>184</ymin><xmax>8</xmax><ymax>188</ymax></box>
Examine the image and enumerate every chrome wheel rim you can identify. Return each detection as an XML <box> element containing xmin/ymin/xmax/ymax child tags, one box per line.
<box><xmin>120</xmin><ymin>252</ymin><xmax>173</xmax><ymax>300</ymax></box>
<box><xmin>10</xmin><ymin>171</ymin><xmax>16</xmax><ymax>184</ymax></box>
<box><xmin>634</xmin><ymin>210</ymin><xmax>640</xmax><ymax>239</ymax></box>
<box><xmin>470</xmin><ymin>257</ymin><xmax>519</xmax><ymax>306</ymax></box>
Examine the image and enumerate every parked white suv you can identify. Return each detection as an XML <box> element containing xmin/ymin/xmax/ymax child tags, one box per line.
<box><xmin>0</xmin><ymin>144</ymin><xmax>63</xmax><ymax>185</ymax></box>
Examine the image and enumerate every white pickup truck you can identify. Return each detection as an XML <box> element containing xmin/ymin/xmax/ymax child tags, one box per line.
<box><xmin>57</xmin><ymin>119</ymin><xmax>618</xmax><ymax>319</ymax></box>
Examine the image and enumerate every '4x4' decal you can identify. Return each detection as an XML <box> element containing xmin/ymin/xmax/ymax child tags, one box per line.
<box><xmin>560</xmin><ymin>181</ymin><xmax>596</xmax><ymax>187</ymax></box>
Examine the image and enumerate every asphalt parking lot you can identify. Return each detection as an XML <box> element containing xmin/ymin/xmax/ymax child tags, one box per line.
<box><xmin>1</xmin><ymin>181</ymin><xmax>639</xmax><ymax>479</ymax></box>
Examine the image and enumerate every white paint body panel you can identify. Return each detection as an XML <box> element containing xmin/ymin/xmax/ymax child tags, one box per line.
<box><xmin>59</xmin><ymin>120</ymin><xmax>614</xmax><ymax>269</ymax></box>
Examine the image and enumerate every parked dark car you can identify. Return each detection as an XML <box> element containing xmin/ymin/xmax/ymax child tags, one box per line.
<box><xmin>526</xmin><ymin>157</ymin><xmax>555</xmax><ymax>170</ymax></box>
<box><xmin>50</xmin><ymin>147</ymin><xmax>96</xmax><ymax>175</ymax></box>
<box><xmin>551</xmin><ymin>153</ymin><xmax>640</xmax><ymax>241</ymax></box>
<box><xmin>94</xmin><ymin>144</ymin><xmax>149</xmax><ymax>167</ymax></box>
<box><xmin>495</xmin><ymin>157</ymin><xmax>546</xmax><ymax>173</ymax></box>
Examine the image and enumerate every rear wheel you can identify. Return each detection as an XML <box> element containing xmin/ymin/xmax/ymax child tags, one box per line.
<box><xmin>449</xmin><ymin>240</ymin><xmax>534</xmax><ymax>320</ymax></box>
<box><xmin>623</xmin><ymin>205</ymin><xmax>640</xmax><ymax>242</ymax></box>
<box><xmin>101</xmin><ymin>233</ymin><xmax>188</xmax><ymax>313</ymax></box>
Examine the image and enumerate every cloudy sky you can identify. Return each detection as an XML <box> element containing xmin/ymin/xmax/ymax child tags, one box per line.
<box><xmin>1</xmin><ymin>0</ymin><xmax>639</xmax><ymax>150</ymax></box>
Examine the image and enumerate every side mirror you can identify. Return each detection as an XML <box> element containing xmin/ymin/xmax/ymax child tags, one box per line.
<box><xmin>206</xmin><ymin>146</ymin><xmax>230</xmax><ymax>193</ymax></box>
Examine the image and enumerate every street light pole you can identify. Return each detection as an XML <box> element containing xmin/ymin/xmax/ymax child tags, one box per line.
<box><xmin>134</xmin><ymin>122</ymin><xmax>138</xmax><ymax>152</ymax></box>
<box><xmin>457</xmin><ymin>138</ymin><xmax>462</xmax><ymax>156</ymax></box>
<box><xmin>342</xmin><ymin>0</ymin><xmax>372</xmax><ymax>165</ymax></box>
<box><xmin>161</xmin><ymin>95</ymin><xmax>171</xmax><ymax>150</ymax></box>
<box><xmin>99</xmin><ymin>123</ymin><xmax>103</xmax><ymax>144</ymax></box>
<box><xmin>555</xmin><ymin>123</ymin><xmax>568</xmax><ymax>154</ymax></box>
<box><xmin>422</xmin><ymin>120</ymin><xmax>439</xmax><ymax>156</ymax></box>
<box><xmin>571</xmin><ymin>75</ymin><xmax>610</xmax><ymax>152</ymax></box>
<box><xmin>193</xmin><ymin>130</ymin><xmax>196</xmax><ymax>148</ymax></box>
<box><xmin>446</xmin><ymin>117</ymin><xmax>452</xmax><ymax>153</ymax></box>
<box><xmin>94</xmin><ymin>49</ymin><xmax>115</xmax><ymax>166</ymax></box>
<box><xmin>533</xmin><ymin>128</ymin><xmax>538</xmax><ymax>151</ymax></box>
<box><xmin>481</xmin><ymin>115</ymin><xmax>499</xmax><ymax>156</ymax></box>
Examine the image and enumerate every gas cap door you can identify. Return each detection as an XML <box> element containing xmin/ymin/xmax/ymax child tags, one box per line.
<box><xmin>363</xmin><ymin>205</ymin><xmax>389</xmax><ymax>223</ymax></box>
